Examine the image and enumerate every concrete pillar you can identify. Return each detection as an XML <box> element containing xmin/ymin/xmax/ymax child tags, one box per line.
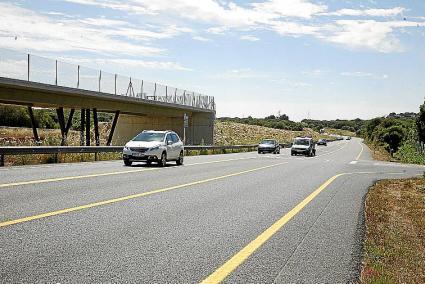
<box><xmin>113</xmin><ymin>112</ymin><xmax>214</xmax><ymax>146</ymax></box>
<box><xmin>187</xmin><ymin>112</ymin><xmax>215</xmax><ymax>145</ymax></box>
<box><xmin>113</xmin><ymin>114</ymin><xmax>184</xmax><ymax>145</ymax></box>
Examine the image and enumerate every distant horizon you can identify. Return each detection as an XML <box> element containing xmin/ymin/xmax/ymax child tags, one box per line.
<box><xmin>216</xmin><ymin>110</ymin><xmax>419</xmax><ymax>122</ymax></box>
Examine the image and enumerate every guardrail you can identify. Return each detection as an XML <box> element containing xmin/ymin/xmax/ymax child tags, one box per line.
<box><xmin>0</xmin><ymin>145</ymin><xmax>259</xmax><ymax>166</ymax></box>
<box><xmin>0</xmin><ymin>141</ymin><xmax>339</xmax><ymax>166</ymax></box>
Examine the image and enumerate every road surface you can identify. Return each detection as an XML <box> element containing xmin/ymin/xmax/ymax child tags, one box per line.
<box><xmin>0</xmin><ymin>138</ymin><xmax>423</xmax><ymax>283</ymax></box>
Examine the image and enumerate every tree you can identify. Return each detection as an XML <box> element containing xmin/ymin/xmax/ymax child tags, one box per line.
<box><xmin>278</xmin><ymin>114</ymin><xmax>289</xmax><ymax>121</ymax></box>
<box><xmin>379</xmin><ymin>125</ymin><xmax>405</xmax><ymax>152</ymax></box>
<box><xmin>416</xmin><ymin>101</ymin><xmax>425</xmax><ymax>143</ymax></box>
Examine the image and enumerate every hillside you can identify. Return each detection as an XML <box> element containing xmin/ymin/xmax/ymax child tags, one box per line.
<box><xmin>214</xmin><ymin>121</ymin><xmax>329</xmax><ymax>145</ymax></box>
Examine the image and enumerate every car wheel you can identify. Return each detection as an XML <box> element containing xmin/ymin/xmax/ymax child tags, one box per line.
<box><xmin>158</xmin><ymin>152</ymin><xmax>167</xmax><ymax>167</ymax></box>
<box><xmin>258</xmin><ymin>151</ymin><xmax>262</xmax><ymax>154</ymax></box>
<box><xmin>146</xmin><ymin>160</ymin><xmax>152</xmax><ymax>166</ymax></box>
<box><xmin>123</xmin><ymin>158</ymin><xmax>132</xmax><ymax>166</ymax></box>
<box><xmin>176</xmin><ymin>151</ymin><xmax>184</xmax><ymax>165</ymax></box>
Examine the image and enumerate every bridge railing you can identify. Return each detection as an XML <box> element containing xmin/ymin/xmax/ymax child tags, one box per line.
<box><xmin>0</xmin><ymin>48</ymin><xmax>215</xmax><ymax>111</ymax></box>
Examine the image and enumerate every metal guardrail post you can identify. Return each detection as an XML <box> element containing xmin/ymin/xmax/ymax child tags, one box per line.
<box><xmin>99</xmin><ymin>70</ymin><xmax>102</xmax><ymax>92</ymax></box>
<box><xmin>0</xmin><ymin>154</ymin><xmax>4</xmax><ymax>167</ymax></box>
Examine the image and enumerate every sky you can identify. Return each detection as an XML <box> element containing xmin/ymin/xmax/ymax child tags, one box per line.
<box><xmin>0</xmin><ymin>0</ymin><xmax>424</xmax><ymax>121</ymax></box>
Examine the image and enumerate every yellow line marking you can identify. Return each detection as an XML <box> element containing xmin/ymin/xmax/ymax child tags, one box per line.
<box><xmin>356</xmin><ymin>140</ymin><xmax>364</xmax><ymax>161</ymax></box>
<box><xmin>0</xmin><ymin>156</ymin><xmax>258</xmax><ymax>189</ymax></box>
<box><xmin>201</xmin><ymin>170</ymin><xmax>408</xmax><ymax>283</ymax></box>
<box><xmin>200</xmin><ymin>173</ymin><xmax>344</xmax><ymax>284</ymax></box>
<box><xmin>0</xmin><ymin>162</ymin><xmax>287</xmax><ymax>228</ymax></box>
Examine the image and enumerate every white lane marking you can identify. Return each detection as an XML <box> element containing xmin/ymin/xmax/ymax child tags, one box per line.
<box><xmin>350</xmin><ymin>161</ymin><xmax>358</xmax><ymax>165</ymax></box>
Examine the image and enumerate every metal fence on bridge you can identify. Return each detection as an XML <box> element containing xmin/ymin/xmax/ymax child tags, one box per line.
<box><xmin>0</xmin><ymin>48</ymin><xmax>215</xmax><ymax>111</ymax></box>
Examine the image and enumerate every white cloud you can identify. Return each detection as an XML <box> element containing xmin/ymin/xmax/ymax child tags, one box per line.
<box><xmin>326</xmin><ymin>7</ymin><xmax>406</xmax><ymax>17</ymax></box>
<box><xmin>206</xmin><ymin>27</ymin><xmax>228</xmax><ymax>35</ymax></box>
<box><xmin>341</xmin><ymin>71</ymin><xmax>374</xmax><ymax>77</ymax></box>
<box><xmin>324</xmin><ymin>20</ymin><xmax>424</xmax><ymax>53</ymax></box>
<box><xmin>0</xmin><ymin>2</ymin><xmax>180</xmax><ymax>56</ymax></box>
<box><xmin>271</xmin><ymin>21</ymin><xmax>320</xmax><ymax>36</ymax></box>
<box><xmin>252</xmin><ymin>0</ymin><xmax>327</xmax><ymax>19</ymax></box>
<box><xmin>192</xmin><ymin>36</ymin><xmax>211</xmax><ymax>42</ymax></box>
<box><xmin>2</xmin><ymin>1</ymin><xmax>423</xmax><ymax>56</ymax></box>
<box><xmin>240</xmin><ymin>35</ymin><xmax>260</xmax><ymax>41</ymax></box>
<box><xmin>65</xmin><ymin>0</ymin><xmax>329</xmax><ymax>28</ymax></box>
<box><xmin>340</xmin><ymin>71</ymin><xmax>390</xmax><ymax>79</ymax></box>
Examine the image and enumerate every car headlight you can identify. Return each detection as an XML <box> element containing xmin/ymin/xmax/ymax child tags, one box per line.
<box><xmin>123</xmin><ymin>146</ymin><xmax>129</xmax><ymax>151</ymax></box>
<box><xmin>149</xmin><ymin>146</ymin><xmax>160</xmax><ymax>151</ymax></box>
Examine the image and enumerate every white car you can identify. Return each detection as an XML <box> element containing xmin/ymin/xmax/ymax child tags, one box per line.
<box><xmin>122</xmin><ymin>130</ymin><xmax>184</xmax><ymax>167</ymax></box>
<box><xmin>291</xmin><ymin>137</ymin><xmax>316</xmax><ymax>157</ymax></box>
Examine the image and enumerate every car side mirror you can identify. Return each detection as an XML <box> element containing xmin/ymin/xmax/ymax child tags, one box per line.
<box><xmin>167</xmin><ymin>140</ymin><xmax>173</xmax><ymax>145</ymax></box>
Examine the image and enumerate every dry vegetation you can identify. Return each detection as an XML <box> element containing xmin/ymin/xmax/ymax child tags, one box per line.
<box><xmin>324</xmin><ymin>127</ymin><xmax>356</xmax><ymax>137</ymax></box>
<box><xmin>363</xmin><ymin>140</ymin><xmax>394</xmax><ymax>162</ymax></box>
<box><xmin>214</xmin><ymin>121</ymin><xmax>330</xmax><ymax>145</ymax></box>
<box><xmin>0</xmin><ymin>124</ymin><xmax>120</xmax><ymax>166</ymax></box>
<box><xmin>361</xmin><ymin>178</ymin><xmax>425</xmax><ymax>283</ymax></box>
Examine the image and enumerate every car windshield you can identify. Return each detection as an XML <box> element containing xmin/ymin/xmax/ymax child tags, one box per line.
<box><xmin>132</xmin><ymin>132</ymin><xmax>165</xmax><ymax>142</ymax></box>
<box><xmin>294</xmin><ymin>139</ymin><xmax>310</xmax><ymax>146</ymax></box>
<box><xmin>261</xmin><ymin>140</ymin><xmax>275</xmax><ymax>144</ymax></box>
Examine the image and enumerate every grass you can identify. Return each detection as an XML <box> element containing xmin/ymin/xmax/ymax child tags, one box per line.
<box><xmin>363</xmin><ymin>140</ymin><xmax>394</xmax><ymax>162</ymax></box>
<box><xmin>361</xmin><ymin>178</ymin><xmax>425</xmax><ymax>284</ymax></box>
<box><xmin>324</xmin><ymin>127</ymin><xmax>356</xmax><ymax>137</ymax></box>
<box><xmin>214</xmin><ymin>121</ymin><xmax>331</xmax><ymax>145</ymax></box>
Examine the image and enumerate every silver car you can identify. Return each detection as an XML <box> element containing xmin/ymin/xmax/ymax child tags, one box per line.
<box><xmin>122</xmin><ymin>130</ymin><xmax>184</xmax><ymax>167</ymax></box>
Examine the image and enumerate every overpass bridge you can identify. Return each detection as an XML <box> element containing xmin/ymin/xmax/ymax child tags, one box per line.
<box><xmin>0</xmin><ymin>48</ymin><xmax>215</xmax><ymax>145</ymax></box>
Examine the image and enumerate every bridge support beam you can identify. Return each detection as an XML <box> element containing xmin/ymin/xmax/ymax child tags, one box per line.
<box><xmin>85</xmin><ymin>109</ymin><xmax>90</xmax><ymax>146</ymax></box>
<box><xmin>93</xmin><ymin>108</ymin><xmax>100</xmax><ymax>146</ymax></box>
<box><xmin>27</xmin><ymin>106</ymin><xmax>40</xmax><ymax>144</ymax></box>
<box><xmin>57</xmin><ymin>108</ymin><xmax>74</xmax><ymax>146</ymax></box>
<box><xmin>107</xmin><ymin>111</ymin><xmax>120</xmax><ymax>146</ymax></box>
<box><xmin>80</xmin><ymin>109</ymin><xmax>85</xmax><ymax>146</ymax></box>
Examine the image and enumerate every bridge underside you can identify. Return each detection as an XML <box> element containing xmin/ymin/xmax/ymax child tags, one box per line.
<box><xmin>0</xmin><ymin>77</ymin><xmax>215</xmax><ymax>145</ymax></box>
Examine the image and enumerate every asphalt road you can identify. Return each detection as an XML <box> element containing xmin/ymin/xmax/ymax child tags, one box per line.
<box><xmin>0</xmin><ymin>138</ymin><xmax>423</xmax><ymax>283</ymax></box>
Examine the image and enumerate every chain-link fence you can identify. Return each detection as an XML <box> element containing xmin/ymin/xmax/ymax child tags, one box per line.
<box><xmin>0</xmin><ymin>48</ymin><xmax>215</xmax><ymax>111</ymax></box>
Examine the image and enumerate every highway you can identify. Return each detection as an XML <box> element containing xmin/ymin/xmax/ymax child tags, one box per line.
<box><xmin>0</xmin><ymin>138</ymin><xmax>423</xmax><ymax>283</ymax></box>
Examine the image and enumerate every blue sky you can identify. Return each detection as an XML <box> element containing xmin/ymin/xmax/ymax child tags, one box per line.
<box><xmin>0</xmin><ymin>0</ymin><xmax>424</xmax><ymax>120</ymax></box>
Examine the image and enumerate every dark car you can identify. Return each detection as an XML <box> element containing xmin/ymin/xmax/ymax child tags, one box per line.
<box><xmin>258</xmin><ymin>139</ymin><xmax>280</xmax><ymax>154</ymax></box>
<box><xmin>317</xmin><ymin>139</ymin><xmax>327</xmax><ymax>146</ymax></box>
